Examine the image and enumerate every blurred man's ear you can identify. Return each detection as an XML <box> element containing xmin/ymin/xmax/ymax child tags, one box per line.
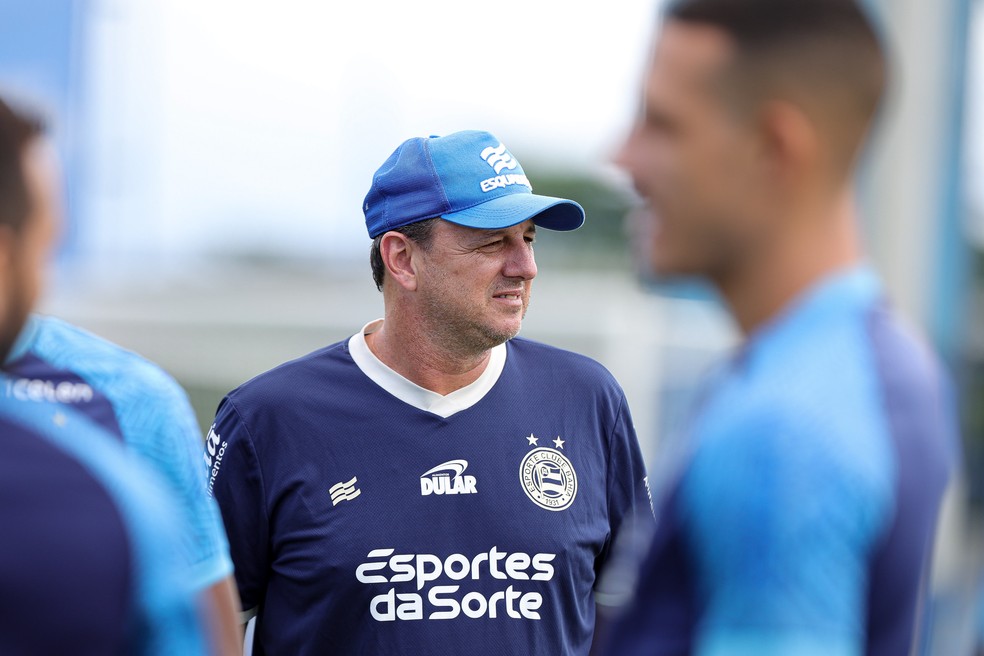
<box><xmin>756</xmin><ymin>99</ymin><xmax>820</xmax><ymax>192</ymax></box>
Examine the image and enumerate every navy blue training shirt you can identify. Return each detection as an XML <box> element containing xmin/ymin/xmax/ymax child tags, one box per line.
<box><xmin>606</xmin><ymin>266</ymin><xmax>957</xmax><ymax>656</ymax></box>
<box><xmin>208</xmin><ymin>325</ymin><xmax>653</xmax><ymax>655</ymax></box>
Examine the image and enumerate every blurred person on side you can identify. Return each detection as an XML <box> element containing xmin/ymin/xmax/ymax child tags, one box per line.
<box><xmin>4</xmin><ymin>322</ymin><xmax>242</xmax><ymax>652</ymax></box>
<box><xmin>605</xmin><ymin>1</ymin><xmax>958</xmax><ymax>655</ymax></box>
<box><xmin>0</xmin><ymin>97</ymin><xmax>209</xmax><ymax>653</ymax></box>
<box><xmin>4</xmin><ymin>268</ymin><xmax>241</xmax><ymax>648</ymax></box>
<box><xmin>206</xmin><ymin>130</ymin><xmax>654</xmax><ymax>655</ymax></box>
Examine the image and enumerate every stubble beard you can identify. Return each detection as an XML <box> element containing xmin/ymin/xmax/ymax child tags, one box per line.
<box><xmin>419</xmin><ymin>284</ymin><xmax>530</xmax><ymax>360</ymax></box>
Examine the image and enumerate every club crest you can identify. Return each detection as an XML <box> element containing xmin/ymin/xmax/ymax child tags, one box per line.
<box><xmin>519</xmin><ymin>447</ymin><xmax>577</xmax><ymax>511</ymax></box>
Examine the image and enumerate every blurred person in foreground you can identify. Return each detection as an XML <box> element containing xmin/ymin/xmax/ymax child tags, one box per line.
<box><xmin>206</xmin><ymin>130</ymin><xmax>653</xmax><ymax>654</ymax></box>
<box><xmin>5</xmin><ymin>275</ymin><xmax>241</xmax><ymax>647</ymax></box>
<box><xmin>605</xmin><ymin>1</ymin><xmax>958</xmax><ymax>655</ymax></box>
<box><xmin>0</xmin><ymin>97</ymin><xmax>208</xmax><ymax>653</ymax></box>
<box><xmin>4</xmin><ymin>317</ymin><xmax>242</xmax><ymax>651</ymax></box>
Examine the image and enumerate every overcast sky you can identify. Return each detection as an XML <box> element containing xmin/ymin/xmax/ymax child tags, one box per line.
<box><xmin>77</xmin><ymin>0</ymin><xmax>657</xmax><ymax>262</ymax></box>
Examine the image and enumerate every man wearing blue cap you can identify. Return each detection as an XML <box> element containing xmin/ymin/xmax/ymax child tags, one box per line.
<box><xmin>206</xmin><ymin>130</ymin><xmax>653</xmax><ymax>655</ymax></box>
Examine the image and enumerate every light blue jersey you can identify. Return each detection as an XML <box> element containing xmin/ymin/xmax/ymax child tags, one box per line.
<box><xmin>0</xmin><ymin>383</ymin><xmax>207</xmax><ymax>655</ymax></box>
<box><xmin>5</xmin><ymin>314</ymin><xmax>233</xmax><ymax>591</ymax></box>
<box><xmin>607</xmin><ymin>266</ymin><xmax>957</xmax><ymax>656</ymax></box>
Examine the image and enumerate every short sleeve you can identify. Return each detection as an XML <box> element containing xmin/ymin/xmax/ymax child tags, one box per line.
<box><xmin>121</xmin><ymin>374</ymin><xmax>233</xmax><ymax>591</ymax></box>
<box><xmin>680</xmin><ymin>408</ymin><xmax>892</xmax><ymax>656</ymax></box>
<box><xmin>21</xmin><ymin>316</ymin><xmax>234</xmax><ymax>590</ymax></box>
<box><xmin>206</xmin><ymin>396</ymin><xmax>270</xmax><ymax>616</ymax></box>
<box><xmin>595</xmin><ymin>394</ymin><xmax>655</xmax><ymax>607</ymax></box>
<box><xmin>607</xmin><ymin>394</ymin><xmax>655</xmax><ymax>543</ymax></box>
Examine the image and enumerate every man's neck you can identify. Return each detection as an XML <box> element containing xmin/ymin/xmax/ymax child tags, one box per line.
<box><xmin>365</xmin><ymin>313</ymin><xmax>492</xmax><ymax>397</ymax></box>
<box><xmin>716</xmin><ymin>192</ymin><xmax>863</xmax><ymax>336</ymax></box>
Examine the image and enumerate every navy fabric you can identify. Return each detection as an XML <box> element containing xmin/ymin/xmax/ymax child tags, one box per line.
<box><xmin>863</xmin><ymin>303</ymin><xmax>956</xmax><ymax>655</ymax></box>
<box><xmin>208</xmin><ymin>336</ymin><xmax>652</xmax><ymax>655</ymax></box>
<box><xmin>605</xmin><ymin>267</ymin><xmax>956</xmax><ymax>656</ymax></box>
<box><xmin>0</xmin><ymin>383</ymin><xmax>207</xmax><ymax>655</ymax></box>
<box><xmin>0</xmin><ymin>414</ymin><xmax>131</xmax><ymax>654</ymax></box>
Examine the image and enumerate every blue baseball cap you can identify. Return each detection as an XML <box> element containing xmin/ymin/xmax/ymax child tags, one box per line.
<box><xmin>363</xmin><ymin>130</ymin><xmax>585</xmax><ymax>238</ymax></box>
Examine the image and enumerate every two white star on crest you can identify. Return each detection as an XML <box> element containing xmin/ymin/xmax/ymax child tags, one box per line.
<box><xmin>526</xmin><ymin>433</ymin><xmax>565</xmax><ymax>450</ymax></box>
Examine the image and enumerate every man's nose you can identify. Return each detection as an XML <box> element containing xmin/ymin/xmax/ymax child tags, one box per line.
<box><xmin>613</xmin><ymin>123</ymin><xmax>641</xmax><ymax>170</ymax></box>
<box><xmin>503</xmin><ymin>240</ymin><xmax>537</xmax><ymax>281</ymax></box>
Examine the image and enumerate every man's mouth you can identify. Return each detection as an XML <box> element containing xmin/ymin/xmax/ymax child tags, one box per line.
<box><xmin>493</xmin><ymin>290</ymin><xmax>523</xmax><ymax>301</ymax></box>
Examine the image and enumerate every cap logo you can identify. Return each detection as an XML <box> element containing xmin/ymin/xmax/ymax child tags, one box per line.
<box><xmin>478</xmin><ymin>142</ymin><xmax>530</xmax><ymax>194</ymax></box>
<box><xmin>480</xmin><ymin>143</ymin><xmax>519</xmax><ymax>174</ymax></box>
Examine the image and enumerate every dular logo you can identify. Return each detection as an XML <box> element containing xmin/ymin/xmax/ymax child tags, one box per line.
<box><xmin>480</xmin><ymin>143</ymin><xmax>519</xmax><ymax>174</ymax></box>
<box><xmin>330</xmin><ymin>476</ymin><xmax>361</xmax><ymax>506</ymax></box>
<box><xmin>519</xmin><ymin>448</ymin><xmax>577</xmax><ymax>511</ymax></box>
<box><xmin>420</xmin><ymin>459</ymin><xmax>477</xmax><ymax>496</ymax></box>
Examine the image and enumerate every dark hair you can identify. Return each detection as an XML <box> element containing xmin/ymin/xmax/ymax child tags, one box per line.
<box><xmin>369</xmin><ymin>218</ymin><xmax>439</xmax><ymax>291</ymax></box>
<box><xmin>666</xmin><ymin>0</ymin><xmax>886</xmax><ymax>164</ymax></box>
<box><xmin>0</xmin><ymin>97</ymin><xmax>44</xmax><ymax>232</ymax></box>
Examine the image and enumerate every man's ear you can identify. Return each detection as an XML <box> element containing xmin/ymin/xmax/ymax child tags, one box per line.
<box><xmin>756</xmin><ymin>99</ymin><xmax>819</xmax><ymax>192</ymax></box>
<box><xmin>378</xmin><ymin>231</ymin><xmax>420</xmax><ymax>292</ymax></box>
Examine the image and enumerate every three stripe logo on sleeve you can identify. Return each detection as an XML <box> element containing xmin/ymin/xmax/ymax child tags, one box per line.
<box><xmin>330</xmin><ymin>476</ymin><xmax>361</xmax><ymax>506</ymax></box>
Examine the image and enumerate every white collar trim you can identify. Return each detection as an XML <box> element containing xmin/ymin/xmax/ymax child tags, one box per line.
<box><xmin>348</xmin><ymin>319</ymin><xmax>506</xmax><ymax>419</ymax></box>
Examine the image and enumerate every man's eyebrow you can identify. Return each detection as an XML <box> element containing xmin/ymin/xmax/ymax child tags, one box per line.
<box><xmin>464</xmin><ymin>224</ymin><xmax>537</xmax><ymax>247</ymax></box>
<box><xmin>472</xmin><ymin>230</ymin><xmax>507</xmax><ymax>241</ymax></box>
<box><xmin>474</xmin><ymin>227</ymin><xmax>519</xmax><ymax>239</ymax></box>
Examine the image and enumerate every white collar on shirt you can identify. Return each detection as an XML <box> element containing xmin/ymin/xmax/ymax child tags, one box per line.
<box><xmin>347</xmin><ymin>319</ymin><xmax>507</xmax><ymax>419</ymax></box>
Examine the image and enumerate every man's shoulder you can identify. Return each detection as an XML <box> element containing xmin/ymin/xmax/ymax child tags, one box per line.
<box><xmin>507</xmin><ymin>336</ymin><xmax>620</xmax><ymax>387</ymax></box>
<box><xmin>864</xmin><ymin>302</ymin><xmax>948</xmax><ymax>400</ymax></box>
<box><xmin>225</xmin><ymin>337</ymin><xmax>354</xmax><ymax>406</ymax></box>
<box><xmin>693</xmin><ymin>303</ymin><xmax>917</xmax><ymax>494</ymax></box>
<box><xmin>32</xmin><ymin>315</ymin><xmax>185</xmax><ymax>401</ymax></box>
<box><xmin>750</xmin><ymin>296</ymin><xmax>946</xmax><ymax>420</ymax></box>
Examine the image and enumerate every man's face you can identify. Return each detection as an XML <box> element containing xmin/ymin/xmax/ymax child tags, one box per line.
<box><xmin>414</xmin><ymin>219</ymin><xmax>537</xmax><ymax>355</ymax></box>
<box><xmin>619</xmin><ymin>21</ymin><xmax>767</xmax><ymax>279</ymax></box>
<box><xmin>0</xmin><ymin>142</ymin><xmax>60</xmax><ymax>363</ymax></box>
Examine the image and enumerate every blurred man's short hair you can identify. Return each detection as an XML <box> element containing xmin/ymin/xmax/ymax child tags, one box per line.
<box><xmin>666</xmin><ymin>0</ymin><xmax>887</xmax><ymax>168</ymax></box>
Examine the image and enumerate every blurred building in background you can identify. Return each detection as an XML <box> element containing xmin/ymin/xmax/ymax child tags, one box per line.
<box><xmin>2</xmin><ymin>0</ymin><xmax>983</xmax><ymax>652</ymax></box>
